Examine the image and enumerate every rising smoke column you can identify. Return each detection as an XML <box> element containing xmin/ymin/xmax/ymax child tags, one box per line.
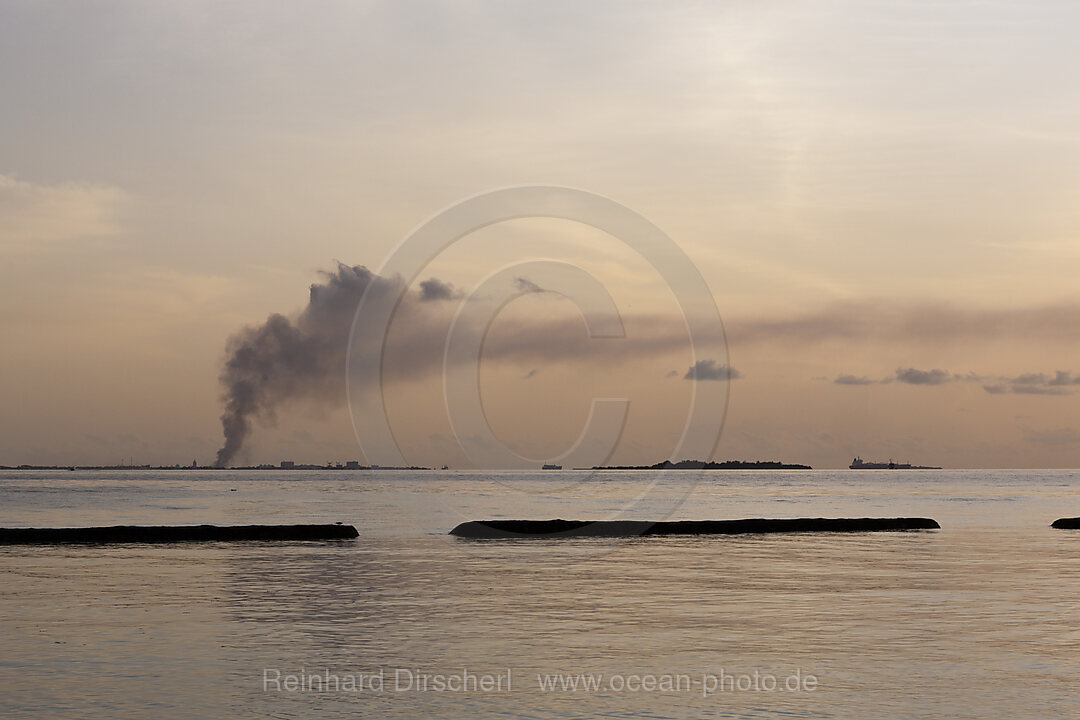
<box><xmin>212</xmin><ymin>262</ymin><xmax>714</xmax><ymax>467</ymax></box>
<box><xmin>214</xmin><ymin>264</ymin><xmax>397</xmax><ymax>467</ymax></box>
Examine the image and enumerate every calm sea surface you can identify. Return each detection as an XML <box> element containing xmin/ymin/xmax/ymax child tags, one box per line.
<box><xmin>2</xmin><ymin>469</ymin><xmax>1079</xmax><ymax>719</ymax></box>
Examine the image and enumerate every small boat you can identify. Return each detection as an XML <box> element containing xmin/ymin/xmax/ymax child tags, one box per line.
<box><xmin>541</xmin><ymin>464</ymin><xmax>562</xmax><ymax>470</ymax></box>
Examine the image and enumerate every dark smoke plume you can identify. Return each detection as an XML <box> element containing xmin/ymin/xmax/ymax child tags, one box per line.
<box><xmin>214</xmin><ymin>264</ymin><xmax>397</xmax><ymax>467</ymax></box>
<box><xmin>212</xmin><ymin>263</ymin><xmax>727</xmax><ymax>466</ymax></box>
<box><xmin>418</xmin><ymin>277</ymin><xmax>460</xmax><ymax>302</ymax></box>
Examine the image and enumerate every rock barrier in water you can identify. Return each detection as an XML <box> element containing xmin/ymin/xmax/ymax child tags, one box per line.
<box><xmin>0</xmin><ymin>524</ymin><xmax>359</xmax><ymax>544</ymax></box>
<box><xmin>450</xmin><ymin>517</ymin><xmax>940</xmax><ymax>538</ymax></box>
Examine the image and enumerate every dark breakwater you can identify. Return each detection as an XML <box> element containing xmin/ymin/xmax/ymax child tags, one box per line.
<box><xmin>450</xmin><ymin>517</ymin><xmax>940</xmax><ymax>538</ymax></box>
<box><xmin>0</xmin><ymin>524</ymin><xmax>359</xmax><ymax>544</ymax></box>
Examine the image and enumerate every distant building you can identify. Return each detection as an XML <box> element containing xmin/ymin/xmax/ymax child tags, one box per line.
<box><xmin>345</xmin><ymin>461</ymin><xmax>360</xmax><ymax>469</ymax></box>
<box><xmin>280</xmin><ymin>460</ymin><xmax>295</xmax><ymax>469</ymax></box>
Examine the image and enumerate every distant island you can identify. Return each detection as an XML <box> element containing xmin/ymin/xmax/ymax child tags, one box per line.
<box><xmin>849</xmin><ymin>457</ymin><xmax>941</xmax><ymax>470</ymax></box>
<box><xmin>2</xmin><ymin>459</ymin><xmax>811</xmax><ymax>471</ymax></box>
<box><xmin>593</xmin><ymin>459</ymin><xmax>812</xmax><ymax>470</ymax></box>
<box><xmin>0</xmin><ymin>462</ymin><xmax>429</xmax><ymax>471</ymax></box>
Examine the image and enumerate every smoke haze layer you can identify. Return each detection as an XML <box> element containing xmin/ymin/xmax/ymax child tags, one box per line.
<box><xmin>214</xmin><ymin>262</ymin><xmax>1080</xmax><ymax>467</ymax></box>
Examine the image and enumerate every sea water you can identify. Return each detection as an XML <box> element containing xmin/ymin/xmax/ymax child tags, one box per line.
<box><xmin>2</xmin><ymin>468</ymin><xmax>1079</xmax><ymax>719</ymax></box>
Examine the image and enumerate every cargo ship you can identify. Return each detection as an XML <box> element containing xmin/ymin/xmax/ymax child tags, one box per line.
<box><xmin>849</xmin><ymin>457</ymin><xmax>941</xmax><ymax>470</ymax></box>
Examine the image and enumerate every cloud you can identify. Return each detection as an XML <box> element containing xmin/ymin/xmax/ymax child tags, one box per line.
<box><xmin>0</xmin><ymin>174</ymin><xmax>128</xmax><ymax>251</ymax></box>
<box><xmin>895</xmin><ymin>367</ymin><xmax>952</xmax><ymax>385</ymax></box>
<box><xmin>982</xmin><ymin>371</ymin><xmax>1077</xmax><ymax>396</ymax></box>
<box><xmin>418</xmin><ymin>277</ymin><xmax>460</xmax><ymax>302</ymax></box>
<box><xmin>514</xmin><ymin>277</ymin><xmax>543</xmax><ymax>293</ymax></box>
<box><xmin>683</xmin><ymin>360</ymin><xmax>740</xmax><ymax>381</ymax></box>
<box><xmin>834</xmin><ymin>374</ymin><xmax>875</xmax><ymax>385</ymax></box>
<box><xmin>841</xmin><ymin>366</ymin><xmax>1080</xmax><ymax>395</ymax></box>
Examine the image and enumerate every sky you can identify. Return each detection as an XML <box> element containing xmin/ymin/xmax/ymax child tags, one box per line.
<box><xmin>3</xmin><ymin>0</ymin><xmax>1080</xmax><ymax>469</ymax></box>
